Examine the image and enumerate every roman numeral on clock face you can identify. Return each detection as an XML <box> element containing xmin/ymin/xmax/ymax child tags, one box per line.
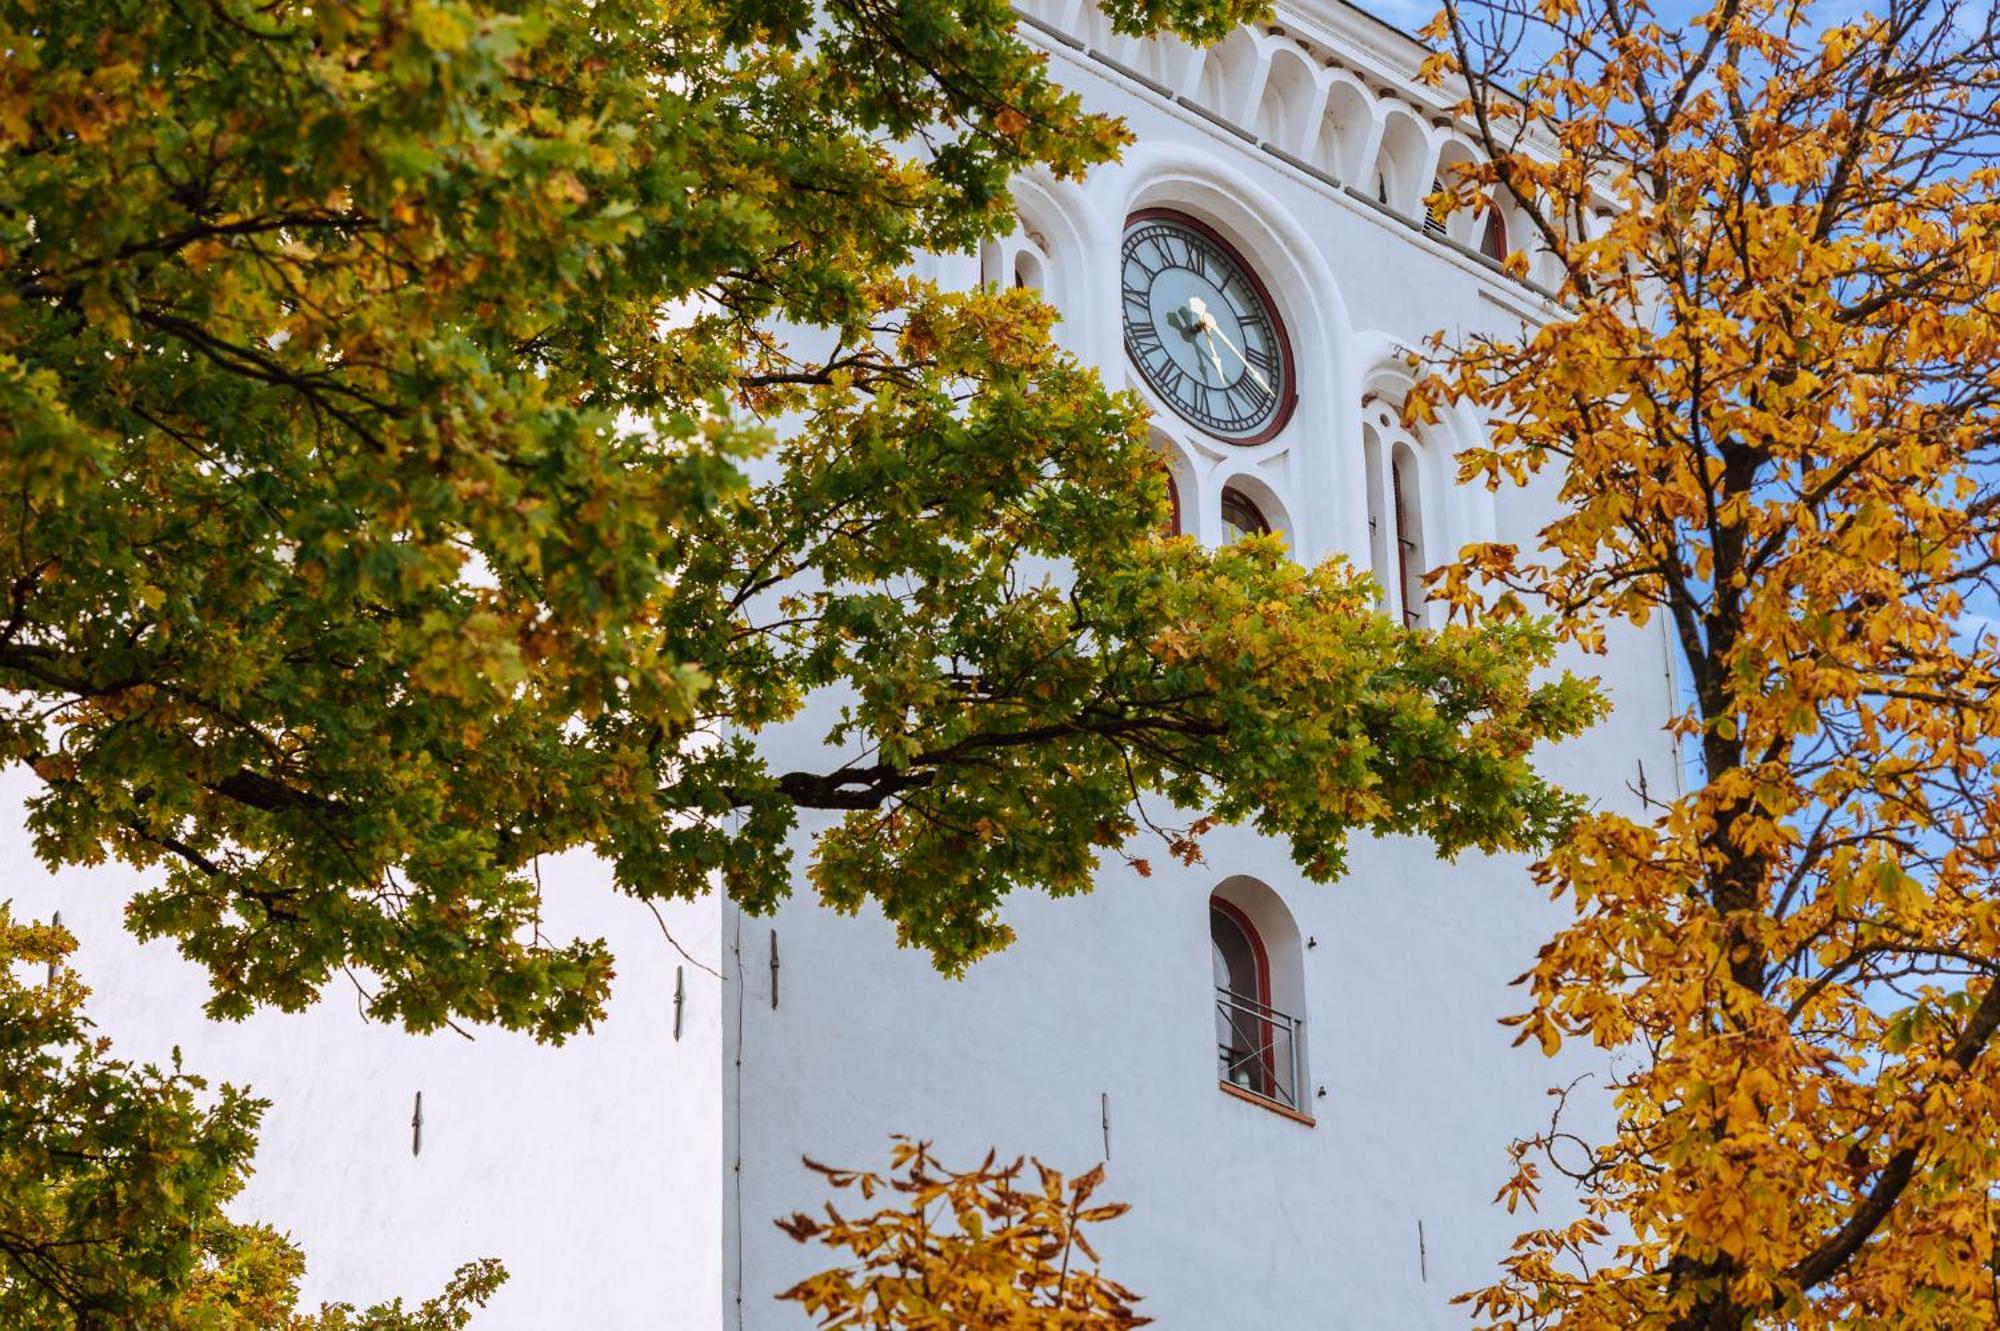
<box><xmin>1127</xmin><ymin>323</ymin><xmax>1164</xmax><ymax>369</ymax></box>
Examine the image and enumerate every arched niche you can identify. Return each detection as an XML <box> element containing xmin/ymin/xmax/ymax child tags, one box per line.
<box><xmin>1372</xmin><ymin>106</ymin><xmax>1432</xmax><ymax>217</ymax></box>
<box><xmin>983</xmin><ymin>174</ymin><xmax>1093</xmax><ymax>334</ymax></box>
<box><xmin>1259</xmin><ymin>46</ymin><xmax>1323</xmax><ymax>158</ymax></box>
<box><xmin>1318</xmin><ymin>76</ymin><xmax>1373</xmax><ymax>182</ymax></box>
<box><xmin>1191</xmin><ymin>26</ymin><xmax>1264</xmax><ymax>123</ymax></box>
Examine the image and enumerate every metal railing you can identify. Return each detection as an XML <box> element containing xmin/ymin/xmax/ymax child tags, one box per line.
<box><xmin>1216</xmin><ymin>987</ymin><xmax>1304</xmax><ymax>1111</ymax></box>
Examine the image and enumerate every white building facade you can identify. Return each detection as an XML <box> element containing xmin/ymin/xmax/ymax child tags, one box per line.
<box><xmin>5</xmin><ymin>4</ymin><xmax>1680</xmax><ymax>1327</ymax></box>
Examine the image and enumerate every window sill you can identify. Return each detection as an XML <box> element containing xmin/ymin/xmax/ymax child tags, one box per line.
<box><xmin>1218</xmin><ymin>1081</ymin><xmax>1316</xmax><ymax>1127</ymax></box>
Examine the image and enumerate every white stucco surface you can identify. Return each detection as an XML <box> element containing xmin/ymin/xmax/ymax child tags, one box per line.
<box><xmin>3</xmin><ymin>764</ymin><xmax>724</xmax><ymax>1327</ymax></box>
<box><xmin>3</xmin><ymin>3</ymin><xmax>1681</xmax><ymax>1327</ymax></box>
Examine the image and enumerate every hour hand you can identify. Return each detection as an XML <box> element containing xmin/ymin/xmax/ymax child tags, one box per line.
<box><xmin>1201</xmin><ymin>316</ymin><xmax>1271</xmax><ymax>393</ymax></box>
<box><xmin>1200</xmin><ymin>328</ymin><xmax>1228</xmax><ymax>384</ymax></box>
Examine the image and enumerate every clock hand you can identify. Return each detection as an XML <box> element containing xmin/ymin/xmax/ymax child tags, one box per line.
<box><xmin>1199</xmin><ymin>327</ymin><xmax>1228</xmax><ymax>385</ymax></box>
<box><xmin>1198</xmin><ymin>314</ymin><xmax>1272</xmax><ymax>394</ymax></box>
<box><xmin>1182</xmin><ymin>297</ymin><xmax>1228</xmax><ymax>385</ymax></box>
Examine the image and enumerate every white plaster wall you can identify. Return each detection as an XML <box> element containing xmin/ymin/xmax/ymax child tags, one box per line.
<box><xmin>0</xmin><ymin>764</ymin><xmax>724</xmax><ymax>1328</ymax></box>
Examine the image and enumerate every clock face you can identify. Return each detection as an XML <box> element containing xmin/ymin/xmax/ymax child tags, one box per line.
<box><xmin>1121</xmin><ymin>213</ymin><xmax>1293</xmax><ymax>443</ymax></box>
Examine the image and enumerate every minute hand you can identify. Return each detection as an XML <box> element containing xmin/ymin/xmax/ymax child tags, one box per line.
<box><xmin>1199</xmin><ymin>316</ymin><xmax>1271</xmax><ymax>393</ymax></box>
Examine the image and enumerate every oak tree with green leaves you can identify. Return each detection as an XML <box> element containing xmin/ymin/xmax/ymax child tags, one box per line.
<box><xmin>0</xmin><ymin>905</ymin><xmax>504</xmax><ymax>1329</ymax></box>
<box><xmin>2</xmin><ymin>0</ymin><xmax>1597</xmax><ymax>1049</ymax></box>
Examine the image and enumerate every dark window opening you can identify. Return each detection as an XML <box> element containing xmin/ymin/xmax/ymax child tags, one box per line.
<box><xmin>1392</xmin><ymin>455</ymin><xmax>1422</xmax><ymax>627</ymax></box>
<box><xmin>1423</xmin><ymin>176</ymin><xmax>1449</xmax><ymax>237</ymax></box>
<box><xmin>1220</xmin><ymin>487</ymin><xmax>1271</xmax><ymax>543</ymax></box>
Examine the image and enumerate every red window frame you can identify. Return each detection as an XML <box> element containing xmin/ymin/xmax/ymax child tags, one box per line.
<box><xmin>1211</xmin><ymin>897</ymin><xmax>1276</xmax><ymax>1098</ymax></box>
<box><xmin>1392</xmin><ymin>458</ymin><xmax>1420</xmax><ymax>627</ymax></box>
<box><xmin>1219</xmin><ymin>486</ymin><xmax>1271</xmax><ymax>541</ymax></box>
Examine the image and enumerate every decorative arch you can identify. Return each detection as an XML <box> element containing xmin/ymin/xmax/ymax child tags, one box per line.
<box><xmin>1372</xmin><ymin>106</ymin><xmax>1431</xmax><ymax>217</ymax></box>
<box><xmin>983</xmin><ymin>174</ymin><xmax>1094</xmax><ymax>326</ymax></box>
<box><xmin>1067</xmin><ymin>0</ymin><xmax>1115</xmax><ymax>51</ymax></box>
<box><xmin>1258</xmin><ymin>45</ymin><xmax>1323</xmax><ymax>158</ymax></box>
<box><xmin>1092</xmin><ymin>14</ymin><xmax>1198</xmax><ymax>93</ymax></box>
<box><xmin>1318</xmin><ymin>75</ymin><xmax>1374</xmax><ymax>183</ymax></box>
<box><xmin>1191</xmin><ymin>26</ymin><xmax>1265</xmax><ymax>123</ymax></box>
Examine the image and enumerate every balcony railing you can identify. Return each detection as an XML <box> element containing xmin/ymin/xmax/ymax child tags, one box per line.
<box><xmin>1216</xmin><ymin>987</ymin><xmax>1304</xmax><ymax>1111</ymax></box>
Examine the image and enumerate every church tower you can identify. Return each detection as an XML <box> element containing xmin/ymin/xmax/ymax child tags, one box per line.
<box><xmin>725</xmin><ymin>3</ymin><xmax>1676</xmax><ymax>1325</ymax></box>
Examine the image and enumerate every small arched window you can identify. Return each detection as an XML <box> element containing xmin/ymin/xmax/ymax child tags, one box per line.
<box><xmin>1212</xmin><ymin>903</ymin><xmax>1273</xmax><ymax>1098</ymax></box>
<box><xmin>1220</xmin><ymin>487</ymin><xmax>1270</xmax><ymax>543</ymax></box>
<box><xmin>1013</xmin><ymin>248</ymin><xmax>1045</xmax><ymax>291</ymax></box>
<box><xmin>1211</xmin><ymin>888</ymin><xmax>1306</xmax><ymax>1114</ymax></box>
<box><xmin>979</xmin><ymin>224</ymin><xmax>1050</xmax><ymax>295</ymax></box>
<box><xmin>1392</xmin><ymin>449</ymin><xmax>1424</xmax><ymax>627</ymax></box>
<box><xmin>1423</xmin><ymin>176</ymin><xmax>1449</xmax><ymax>237</ymax></box>
<box><xmin>1164</xmin><ymin>471</ymin><xmax>1182</xmax><ymax>537</ymax></box>
<box><xmin>1479</xmin><ymin>206</ymin><xmax>1507</xmax><ymax>261</ymax></box>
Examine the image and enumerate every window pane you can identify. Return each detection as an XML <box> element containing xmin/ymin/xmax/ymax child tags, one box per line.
<box><xmin>1211</xmin><ymin>907</ymin><xmax>1259</xmax><ymax>997</ymax></box>
<box><xmin>1212</xmin><ymin>906</ymin><xmax>1269</xmax><ymax>1096</ymax></box>
<box><xmin>1220</xmin><ymin>488</ymin><xmax>1269</xmax><ymax>543</ymax></box>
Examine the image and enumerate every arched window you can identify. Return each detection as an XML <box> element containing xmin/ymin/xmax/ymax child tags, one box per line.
<box><xmin>1391</xmin><ymin>448</ymin><xmax>1424</xmax><ymax>627</ymax></box>
<box><xmin>1210</xmin><ymin>882</ymin><xmax>1307</xmax><ymax>1116</ymax></box>
<box><xmin>978</xmin><ymin>222</ymin><xmax>1050</xmax><ymax>295</ymax></box>
<box><xmin>1013</xmin><ymin>248</ymin><xmax>1045</xmax><ymax>291</ymax></box>
<box><xmin>1212</xmin><ymin>902</ymin><xmax>1274</xmax><ymax>1099</ymax></box>
<box><xmin>1479</xmin><ymin>205</ymin><xmax>1507</xmax><ymax>261</ymax></box>
<box><xmin>1423</xmin><ymin>176</ymin><xmax>1449</xmax><ymax>238</ymax></box>
<box><xmin>1220</xmin><ymin>487</ymin><xmax>1270</xmax><ymax>542</ymax></box>
<box><xmin>1164</xmin><ymin>471</ymin><xmax>1182</xmax><ymax>537</ymax></box>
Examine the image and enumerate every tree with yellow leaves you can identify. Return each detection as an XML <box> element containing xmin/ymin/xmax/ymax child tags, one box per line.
<box><xmin>1418</xmin><ymin>0</ymin><xmax>2000</xmax><ymax>1325</ymax></box>
<box><xmin>775</xmin><ymin>1139</ymin><xmax>1147</xmax><ymax>1329</ymax></box>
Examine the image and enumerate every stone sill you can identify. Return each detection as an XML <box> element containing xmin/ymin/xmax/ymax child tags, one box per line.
<box><xmin>1219</xmin><ymin>1080</ymin><xmax>1317</xmax><ymax>1127</ymax></box>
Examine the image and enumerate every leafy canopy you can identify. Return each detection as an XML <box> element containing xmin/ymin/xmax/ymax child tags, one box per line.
<box><xmin>1422</xmin><ymin>0</ymin><xmax>2000</xmax><ymax>1324</ymax></box>
<box><xmin>0</xmin><ymin>906</ymin><xmax>503</xmax><ymax>1329</ymax></box>
<box><xmin>1</xmin><ymin>0</ymin><xmax>1598</xmax><ymax>1043</ymax></box>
